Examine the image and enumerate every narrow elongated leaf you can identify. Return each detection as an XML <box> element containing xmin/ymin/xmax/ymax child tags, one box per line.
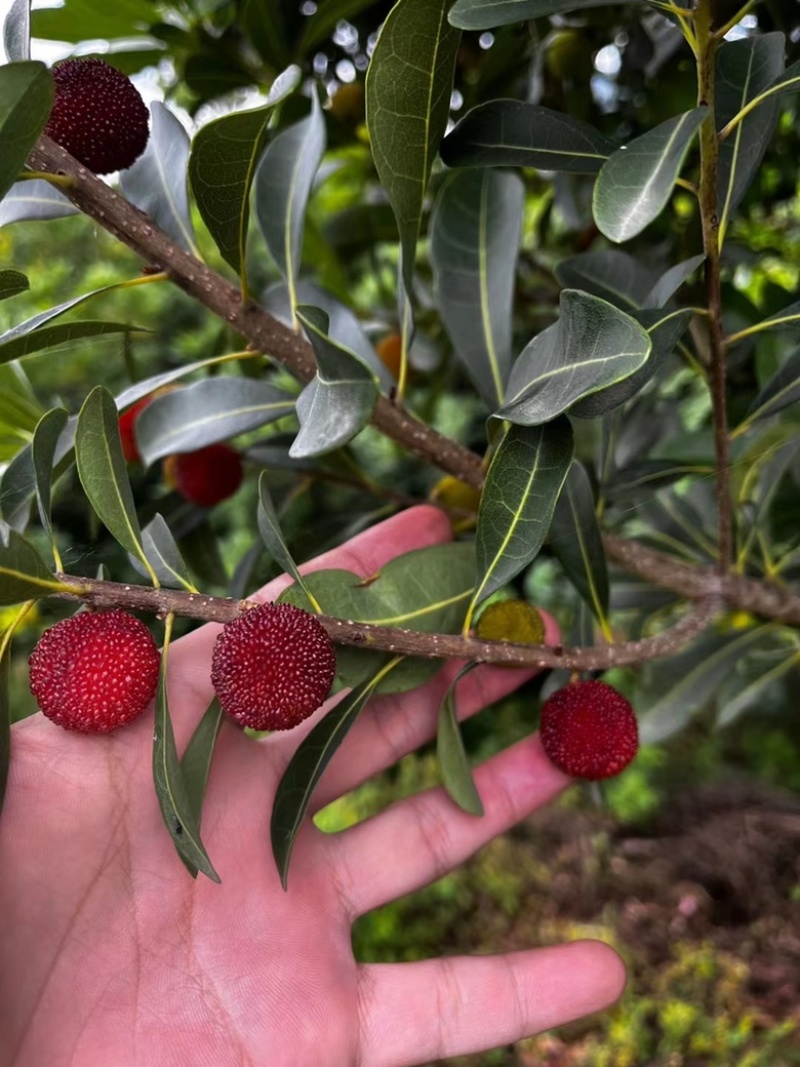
<box><xmin>549</xmin><ymin>461</ymin><xmax>609</xmax><ymax>624</ymax></box>
<box><xmin>180</xmin><ymin>699</ymin><xmax>224</xmax><ymax>823</ymax></box>
<box><xmin>239</xmin><ymin>0</ymin><xmax>293</xmax><ymax>68</ymax></box>
<box><xmin>594</xmin><ymin>109</ymin><xmax>707</xmax><ymax>243</ymax></box>
<box><xmin>0</xmin><ymin>270</ymin><xmax>28</xmax><ymax>301</ymax></box>
<box><xmin>470</xmin><ymin>419</ymin><xmax>574</xmax><ymax>615</ymax></box>
<box><xmin>717</xmin><ymin>650</ymin><xmax>800</xmax><ymax>729</ymax></box>
<box><xmin>498</xmin><ymin>290</ymin><xmax>651</xmax><ymax>425</ymax></box>
<box><xmin>141</xmin><ymin>514</ymin><xmax>195</xmax><ymax>591</ymax></box>
<box><xmin>642</xmin><ymin>254</ymin><xmax>705</xmax><ymax>309</ymax></box>
<box><xmin>441</xmin><ymin>100</ymin><xmax>616</xmax><ymax>173</ymax></box>
<box><xmin>188</xmin><ymin>65</ymin><xmax>301</xmax><ymax>282</ymax></box>
<box><xmin>153</xmin><ymin>626</ymin><xmax>220</xmax><ymax>882</ymax></box>
<box><xmin>449</xmin><ymin>0</ymin><xmax>635</xmax><ymax>29</ymax></box>
<box><xmin>556</xmin><ymin>250</ymin><xmax>657</xmax><ymax>311</ymax></box>
<box><xmin>437</xmin><ymin>665</ymin><xmax>483</xmax><ymax>816</ymax></box>
<box><xmin>120</xmin><ymin>103</ymin><xmax>198</xmax><ymax>254</ymax></box>
<box><xmin>290</xmin><ymin>305</ymin><xmax>379</xmax><ymax>458</ymax></box>
<box><xmin>135</xmin><ymin>378</ymin><xmax>295</xmax><ymax>464</ymax></box>
<box><xmin>0</xmin><ymin>320</ymin><xmax>137</xmax><ymax>366</ymax></box>
<box><xmin>764</xmin><ymin>57</ymin><xmax>800</xmax><ymax>97</ymax></box>
<box><xmin>741</xmin><ymin>299</ymin><xmax>800</xmax><ymax>339</ymax></box>
<box><xmin>1</xmin><ymin>415</ymin><xmax>75</xmax><ymax>531</ymax></box>
<box><xmin>31</xmin><ymin>407</ymin><xmax>68</xmax><ymax>557</ymax></box>
<box><xmin>745</xmin><ymin>350</ymin><xmax>800</xmax><ymax>425</ymax></box>
<box><xmin>0</xmin><ymin>281</ymin><xmax>138</xmax><ymax>346</ymax></box>
<box><xmin>0</xmin><ymin>178</ymin><xmax>76</xmax><ymax>226</ymax></box>
<box><xmin>257</xmin><ymin>473</ymin><xmax>316</xmax><ymax>601</ymax></box>
<box><xmin>31</xmin><ymin>0</ymin><xmax>155</xmax><ymax>42</ymax></box>
<box><xmin>3</xmin><ymin>0</ymin><xmax>30</xmax><ymax>61</ymax></box>
<box><xmin>0</xmin><ymin>61</ymin><xmax>53</xmax><ymax>203</ymax></box>
<box><xmin>75</xmin><ymin>386</ymin><xmax>149</xmax><ymax>567</ymax></box>
<box><xmin>430</xmin><ymin>169</ymin><xmax>522</xmax><ymax>407</ymax></box>
<box><xmin>366</xmin><ymin>0</ymin><xmax>460</xmax><ymax>294</ymax></box>
<box><xmin>0</xmin><ymin>521</ymin><xmax>66</xmax><ymax>604</ymax></box>
<box><xmin>716</xmin><ymin>34</ymin><xmax>784</xmax><ymax>234</ymax></box>
<box><xmin>254</xmin><ymin>90</ymin><xmax>326</xmax><ymax>317</ymax></box>
<box><xmin>272</xmin><ymin>664</ymin><xmax>396</xmax><ymax>887</ymax></box>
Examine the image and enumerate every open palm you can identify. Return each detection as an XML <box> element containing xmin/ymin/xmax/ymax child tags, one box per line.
<box><xmin>0</xmin><ymin>506</ymin><xmax>624</xmax><ymax>1067</ymax></box>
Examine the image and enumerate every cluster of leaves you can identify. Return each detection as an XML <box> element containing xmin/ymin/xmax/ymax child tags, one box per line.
<box><xmin>1</xmin><ymin>0</ymin><xmax>799</xmax><ymax>882</ymax></box>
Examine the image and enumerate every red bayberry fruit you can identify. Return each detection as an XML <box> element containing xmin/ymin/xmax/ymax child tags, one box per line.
<box><xmin>539</xmin><ymin>679</ymin><xmax>638</xmax><ymax>780</ymax></box>
<box><xmin>44</xmin><ymin>57</ymin><xmax>149</xmax><ymax>174</ymax></box>
<box><xmin>29</xmin><ymin>609</ymin><xmax>160</xmax><ymax>733</ymax></box>
<box><xmin>162</xmin><ymin>444</ymin><xmax>243</xmax><ymax>507</ymax></box>
<box><xmin>118</xmin><ymin>395</ymin><xmax>152</xmax><ymax>463</ymax></box>
<box><xmin>211</xmin><ymin>602</ymin><xmax>337</xmax><ymax>731</ymax></box>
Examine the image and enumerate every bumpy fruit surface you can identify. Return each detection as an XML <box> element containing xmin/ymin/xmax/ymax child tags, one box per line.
<box><xmin>29</xmin><ymin>609</ymin><xmax>160</xmax><ymax>733</ymax></box>
<box><xmin>539</xmin><ymin>679</ymin><xmax>638</xmax><ymax>780</ymax></box>
<box><xmin>211</xmin><ymin>603</ymin><xmax>337</xmax><ymax>731</ymax></box>
<box><xmin>118</xmin><ymin>396</ymin><xmax>152</xmax><ymax>463</ymax></box>
<box><xmin>44</xmin><ymin>58</ymin><xmax>149</xmax><ymax>174</ymax></box>
<box><xmin>476</xmin><ymin>599</ymin><xmax>545</xmax><ymax>645</ymax></box>
<box><xmin>163</xmin><ymin>443</ymin><xmax>243</xmax><ymax>507</ymax></box>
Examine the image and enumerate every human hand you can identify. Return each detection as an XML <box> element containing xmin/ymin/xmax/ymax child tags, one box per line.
<box><xmin>0</xmin><ymin>505</ymin><xmax>624</xmax><ymax>1067</ymax></box>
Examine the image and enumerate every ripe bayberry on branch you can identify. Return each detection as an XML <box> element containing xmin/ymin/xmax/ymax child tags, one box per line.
<box><xmin>211</xmin><ymin>602</ymin><xmax>337</xmax><ymax>732</ymax></box>
<box><xmin>44</xmin><ymin>57</ymin><xmax>149</xmax><ymax>174</ymax></box>
<box><xmin>539</xmin><ymin>679</ymin><xmax>638</xmax><ymax>781</ymax></box>
<box><xmin>29</xmin><ymin>609</ymin><xmax>160</xmax><ymax>733</ymax></box>
<box><xmin>162</xmin><ymin>443</ymin><xmax>243</xmax><ymax>507</ymax></box>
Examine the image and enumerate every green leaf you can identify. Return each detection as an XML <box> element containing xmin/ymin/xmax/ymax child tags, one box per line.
<box><xmin>593</xmin><ymin>109</ymin><xmax>707</xmax><ymax>243</ymax></box>
<box><xmin>0</xmin><ymin>521</ymin><xmax>67</xmax><ymax>604</ymax></box>
<box><xmin>31</xmin><ymin>407</ymin><xmax>68</xmax><ymax>562</ymax></box>
<box><xmin>441</xmin><ymin>100</ymin><xmax>616</xmax><ymax>173</ymax></box>
<box><xmin>0</xmin><ymin>269</ymin><xmax>28</xmax><ymax>301</ymax></box>
<box><xmin>437</xmin><ymin>665</ymin><xmax>483</xmax><ymax>816</ymax></box>
<box><xmin>0</xmin><ymin>632</ymin><xmax>10</xmax><ymax>818</ymax></box>
<box><xmin>549</xmin><ymin>460</ymin><xmax>609</xmax><ymax>625</ymax></box>
<box><xmin>642</xmin><ymin>254</ymin><xmax>705</xmax><ymax>309</ymax></box>
<box><xmin>188</xmin><ymin>66</ymin><xmax>301</xmax><ymax>285</ymax></box>
<box><xmin>141</xmin><ymin>514</ymin><xmax>196</xmax><ymax>591</ymax></box>
<box><xmin>739</xmin><ymin>299</ymin><xmax>800</xmax><ymax>340</ymax></box>
<box><xmin>257</xmin><ymin>473</ymin><xmax>316</xmax><ymax>604</ymax></box>
<box><xmin>135</xmin><ymin>378</ymin><xmax>295</xmax><ymax>464</ymax></box>
<box><xmin>469</xmin><ymin>419</ymin><xmax>574</xmax><ymax>617</ymax></box>
<box><xmin>430</xmin><ymin>169</ymin><xmax>523</xmax><ymax>408</ymax></box>
<box><xmin>272</xmin><ymin>664</ymin><xmax>394</xmax><ymax>888</ymax></box>
<box><xmin>75</xmin><ymin>386</ymin><xmax>150</xmax><ymax>570</ymax></box>
<box><xmin>716</xmin><ymin>649</ymin><xmax>800</xmax><ymax>729</ymax></box>
<box><xmin>153</xmin><ymin>625</ymin><xmax>220</xmax><ymax>882</ymax></box>
<box><xmin>4</xmin><ymin>0</ymin><xmax>31</xmax><ymax>61</ymax></box>
<box><xmin>365</xmin><ymin>0</ymin><xmax>460</xmax><ymax>294</ymax></box>
<box><xmin>0</xmin><ymin>178</ymin><xmax>77</xmax><ymax>226</ymax></box>
<box><xmin>1</xmin><ymin>415</ymin><xmax>75</xmax><ymax>531</ymax></box>
<box><xmin>254</xmin><ymin>90</ymin><xmax>326</xmax><ymax>319</ymax></box>
<box><xmin>239</xmin><ymin>0</ymin><xmax>293</xmax><ymax>68</ymax></box>
<box><xmin>120</xmin><ymin>103</ymin><xmax>198</xmax><ymax>255</ymax></box>
<box><xmin>0</xmin><ymin>61</ymin><xmax>53</xmax><ymax>204</ymax></box>
<box><xmin>180</xmin><ymin>699</ymin><xmax>224</xmax><ymax>825</ymax></box>
<box><xmin>498</xmin><ymin>290</ymin><xmax>651</xmax><ymax>425</ymax></box>
<box><xmin>31</xmin><ymin>0</ymin><xmax>156</xmax><ymax>42</ymax></box>
<box><xmin>745</xmin><ymin>350</ymin><xmax>800</xmax><ymax>426</ymax></box>
<box><xmin>290</xmin><ymin>305</ymin><xmax>379</xmax><ymax>458</ymax></box>
<box><xmin>449</xmin><ymin>0</ymin><xmax>638</xmax><ymax>29</ymax></box>
<box><xmin>764</xmin><ymin>57</ymin><xmax>800</xmax><ymax>97</ymax></box>
<box><xmin>716</xmin><ymin>33</ymin><xmax>785</xmax><ymax>236</ymax></box>
<box><xmin>0</xmin><ymin>320</ymin><xmax>137</xmax><ymax>367</ymax></box>
<box><xmin>556</xmin><ymin>250</ymin><xmax>657</xmax><ymax>311</ymax></box>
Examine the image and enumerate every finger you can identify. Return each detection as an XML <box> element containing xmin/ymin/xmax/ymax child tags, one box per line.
<box><xmin>309</xmin><ymin>609</ymin><xmax>560</xmax><ymax>810</ymax></box>
<box><xmin>329</xmin><ymin>733</ymin><xmax>568</xmax><ymax>916</ymax></box>
<box><xmin>357</xmin><ymin>940</ymin><xmax>626</xmax><ymax>1067</ymax></box>
<box><xmin>162</xmin><ymin>505</ymin><xmax>452</xmax><ymax>739</ymax></box>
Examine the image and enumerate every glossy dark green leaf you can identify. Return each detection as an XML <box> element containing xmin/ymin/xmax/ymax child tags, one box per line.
<box><xmin>141</xmin><ymin>514</ymin><xmax>196</xmax><ymax>591</ymax></box>
<box><xmin>430</xmin><ymin>169</ymin><xmax>522</xmax><ymax>407</ymax></box>
<box><xmin>498</xmin><ymin>290</ymin><xmax>651</xmax><ymax>425</ymax></box>
<box><xmin>0</xmin><ymin>178</ymin><xmax>77</xmax><ymax>226</ymax></box>
<box><xmin>0</xmin><ymin>631</ymin><xmax>10</xmax><ymax>817</ymax></box>
<box><xmin>257</xmin><ymin>473</ymin><xmax>315</xmax><ymax>600</ymax></box>
<box><xmin>604</xmin><ymin>460</ymin><xmax>712</xmax><ymax>501</ymax></box>
<box><xmin>745</xmin><ymin>350</ymin><xmax>800</xmax><ymax>426</ymax></box>
<box><xmin>188</xmin><ymin>65</ymin><xmax>301</xmax><ymax>283</ymax></box>
<box><xmin>449</xmin><ymin>0</ymin><xmax>638</xmax><ymax>29</ymax></box>
<box><xmin>0</xmin><ymin>62</ymin><xmax>53</xmax><ymax>204</ymax></box>
<box><xmin>441</xmin><ymin>100</ymin><xmax>616</xmax><ymax>173</ymax></box>
<box><xmin>470</xmin><ymin>419</ymin><xmax>573</xmax><ymax>615</ymax></box>
<box><xmin>0</xmin><ymin>521</ymin><xmax>64</xmax><ymax>604</ymax></box>
<box><xmin>114</xmin><ymin>352</ymin><xmax>253</xmax><ymax>412</ymax></box>
<box><xmin>642</xmin><ymin>254</ymin><xmax>705</xmax><ymax>309</ymax></box>
<box><xmin>255</xmin><ymin>91</ymin><xmax>326</xmax><ymax>316</ymax></box>
<box><xmin>742</xmin><ymin>299</ymin><xmax>800</xmax><ymax>338</ymax></box>
<box><xmin>239</xmin><ymin>0</ymin><xmax>292</xmax><ymax>68</ymax></box>
<box><xmin>569</xmin><ymin>308</ymin><xmax>692</xmax><ymax>418</ymax></box>
<box><xmin>135</xmin><ymin>378</ymin><xmax>295</xmax><ymax>465</ymax></box>
<box><xmin>555</xmin><ymin>250</ymin><xmax>658</xmax><ymax>311</ymax></box>
<box><xmin>716</xmin><ymin>34</ymin><xmax>784</xmax><ymax>234</ymax></box>
<box><xmin>1</xmin><ymin>414</ymin><xmax>75</xmax><ymax>531</ymax></box>
<box><xmin>549</xmin><ymin>461</ymin><xmax>609</xmax><ymax>623</ymax></box>
<box><xmin>75</xmin><ymin>386</ymin><xmax>149</xmax><ymax>567</ymax></box>
<box><xmin>0</xmin><ymin>320</ymin><xmax>137</xmax><ymax>367</ymax></box>
<box><xmin>180</xmin><ymin>699</ymin><xmax>224</xmax><ymax>824</ymax></box>
<box><xmin>0</xmin><ymin>270</ymin><xmax>28</xmax><ymax>301</ymax></box>
<box><xmin>365</xmin><ymin>0</ymin><xmax>460</xmax><ymax>293</ymax></box>
<box><xmin>764</xmin><ymin>57</ymin><xmax>800</xmax><ymax>97</ymax></box>
<box><xmin>3</xmin><ymin>0</ymin><xmax>30</xmax><ymax>61</ymax></box>
<box><xmin>31</xmin><ymin>407</ymin><xmax>68</xmax><ymax>558</ymax></box>
<box><xmin>290</xmin><ymin>305</ymin><xmax>379</xmax><ymax>458</ymax></box>
<box><xmin>0</xmin><ymin>280</ymin><xmax>141</xmax><ymax>347</ymax></box>
<box><xmin>272</xmin><ymin>665</ymin><xmax>394</xmax><ymax>888</ymax></box>
<box><xmin>153</xmin><ymin>629</ymin><xmax>220</xmax><ymax>882</ymax></box>
<box><xmin>594</xmin><ymin>109</ymin><xmax>707</xmax><ymax>243</ymax></box>
<box><xmin>120</xmin><ymin>103</ymin><xmax>198</xmax><ymax>254</ymax></box>
<box><xmin>31</xmin><ymin>0</ymin><xmax>154</xmax><ymax>42</ymax></box>
<box><xmin>437</xmin><ymin>665</ymin><xmax>483</xmax><ymax>816</ymax></box>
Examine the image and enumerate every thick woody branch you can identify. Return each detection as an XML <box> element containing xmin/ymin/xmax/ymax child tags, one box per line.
<box><xmin>54</xmin><ymin>574</ymin><xmax>722</xmax><ymax>669</ymax></box>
